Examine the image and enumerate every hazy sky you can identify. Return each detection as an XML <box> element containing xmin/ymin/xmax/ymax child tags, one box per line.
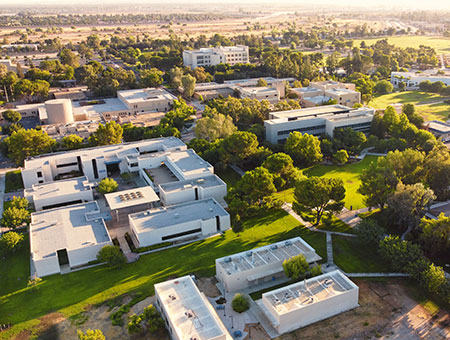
<box><xmin>0</xmin><ymin>0</ymin><xmax>449</xmax><ymax>10</ymax></box>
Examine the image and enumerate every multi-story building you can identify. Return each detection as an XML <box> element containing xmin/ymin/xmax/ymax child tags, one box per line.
<box><xmin>155</xmin><ymin>275</ymin><xmax>233</xmax><ymax>340</ymax></box>
<box><xmin>264</xmin><ymin>105</ymin><xmax>374</xmax><ymax>144</ymax></box>
<box><xmin>258</xmin><ymin>270</ymin><xmax>359</xmax><ymax>335</ymax></box>
<box><xmin>216</xmin><ymin>237</ymin><xmax>321</xmax><ymax>292</ymax></box>
<box><xmin>391</xmin><ymin>70</ymin><xmax>450</xmax><ymax>89</ymax></box>
<box><xmin>183</xmin><ymin>45</ymin><xmax>249</xmax><ymax>69</ymax></box>
<box><xmin>290</xmin><ymin>81</ymin><xmax>360</xmax><ymax>108</ymax></box>
<box><xmin>237</xmin><ymin>86</ymin><xmax>280</xmax><ymax>103</ymax></box>
<box><xmin>30</xmin><ymin>201</ymin><xmax>112</xmax><ymax>277</ymax></box>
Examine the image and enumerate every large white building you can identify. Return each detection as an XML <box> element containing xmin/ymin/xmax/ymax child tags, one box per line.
<box><xmin>290</xmin><ymin>81</ymin><xmax>360</xmax><ymax>108</ymax></box>
<box><xmin>183</xmin><ymin>45</ymin><xmax>249</xmax><ymax>69</ymax></box>
<box><xmin>24</xmin><ymin>176</ymin><xmax>93</xmax><ymax>211</ymax></box>
<box><xmin>216</xmin><ymin>238</ymin><xmax>322</xmax><ymax>292</ymax></box>
<box><xmin>30</xmin><ymin>202</ymin><xmax>112</xmax><ymax>277</ymax></box>
<box><xmin>155</xmin><ymin>275</ymin><xmax>233</xmax><ymax>340</ymax></box>
<box><xmin>128</xmin><ymin>198</ymin><xmax>230</xmax><ymax>248</ymax></box>
<box><xmin>391</xmin><ymin>70</ymin><xmax>450</xmax><ymax>89</ymax></box>
<box><xmin>158</xmin><ymin>175</ymin><xmax>227</xmax><ymax>206</ymax></box>
<box><xmin>258</xmin><ymin>270</ymin><xmax>359</xmax><ymax>335</ymax></box>
<box><xmin>264</xmin><ymin>105</ymin><xmax>375</xmax><ymax>144</ymax></box>
<box><xmin>21</xmin><ymin>137</ymin><xmax>186</xmax><ymax>188</ymax></box>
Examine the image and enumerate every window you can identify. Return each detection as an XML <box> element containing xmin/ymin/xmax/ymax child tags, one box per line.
<box><xmin>37</xmin><ymin>171</ymin><xmax>42</xmax><ymax>178</ymax></box>
<box><xmin>162</xmin><ymin>228</ymin><xmax>202</xmax><ymax>241</ymax></box>
<box><xmin>38</xmin><ymin>180</ymin><xmax>44</xmax><ymax>184</ymax></box>
<box><xmin>56</xmin><ymin>162</ymin><xmax>78</xmax><ymax>168</ymax></box>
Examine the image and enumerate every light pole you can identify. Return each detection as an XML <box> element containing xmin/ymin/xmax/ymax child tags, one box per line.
<box><xmin>229</xmin><ymin>315</ymin><xmax>234</xmax><ymax>329</ymax></box>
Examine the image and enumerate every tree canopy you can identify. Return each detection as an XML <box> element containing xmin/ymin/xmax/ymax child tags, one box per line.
<box><xmin>285</xmin><ymin>132</ymin><xmax>322</xmax><ymax>166</ymax></box>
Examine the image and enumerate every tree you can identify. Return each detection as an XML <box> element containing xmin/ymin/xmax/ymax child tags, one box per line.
<box><xmin>424</xmin><ymin>145</ymin><xmax>450</xmax><ymax>201</ymax></box>
<box><xmin>0</xmin><ymin>231</ymin><xmax>24</xmax><ymax>252</ymax></box>
<box><xmin>231</xmin><ymin>293</ymin><xmax>249</xmax><ymax>313</ymax></box>
<box><xmin>195</xmin><ymin>112</ymin><xmax>237</xmax><ymax>141</ymax></box>
<box><xmin>256</xmin><ymin>78</ymin><xmax>268</xmax><ymax>87</ymax></box>
<box><xmin>285</xmin><ymin>132</ymin><xmax>322</xmax><ymax>166</ymax></box>
<box><xmin>283</xmin><ymin>254</ymin><xmax>309</xmax><ymax>279</ymax></box>
<box><xmin>140</xmin><ymin>68</ymin><xmax>163</xmax><ymax>88</ymax></box>
<box><xmin>181</xmin><ymin>74</ymin><xmax>196</xmax><ymax>97</ymax></box>
<box><xmin>97</xmin><ymin>245</ymin><xmax>126</xmax><ymax>268</ymax></box>
<box><xmin>374</xmin><ymin>79</ymin><xmax>394</xmax><ymax>94</ymax></box>
<box><xmin>2</xmin><ymin>109</ymin><xmax>21</xmax><ymax>123</ymax></box>
<box><xmin>332</xmin><ymin>127</ymin><xmax>366</xmax><ymax>155</ymax></box>
<box><xmin>293</xmin><ymin>177</ymin><xmax>345</xmax><ymax>225</ymax></box>
<box><xmin>387</xmin><ymin>182</ymin><xmax>435</xmax><ymax>239</ymax></box>
<box><xmin>160</xmin><ymin>98</ymin><xmax>195</xmax><ymax>130</ymax></box>
<box><xmin>77</xmin><ymin>329</ymin><xmax>105</xmax><ymax>340</ymax></box>
<box><xmin>61</xmin><ymin>134</ymin><xmax>84</xmax><ymax>150</ymax></box>
<box><xmin>9</xmin><ymin>196</ymin><xmax>29</xmax><ymax>210</ymax></box>
<box><xmin>97</xmin><ymin>178</ymin><xmax>118</xmax><ymax>194</ymax></box>
<box><xmin>89</xmin><ymin>121</ymin><xmax>123</xmax><ymax>146</ymax></box>
<box><xmin>4</xmin><ymin>128</ymin><xmax>56</xmax><ymax>166</ymax></box>
<box><xmin>59</xmin><ymin>48</ymin><xmax>79</xmax><ymax>67</ymax></box>
<box><xmin>232</xmin><ymin>167</ymin><xmax>276</xmax><ymax>204</ymax></box>
<box><xmin>419</xmin><ymin>214</ymin><xmax>450</xmax><ymax>259</ymax></box>
<box><xmin>354</xmin><ymin>219</ymin><xmax>385</xmax><ymax>245</ymax></box>
<box><xmin>169</xmin><ymin>67</ymin><xmax>183</xmax><ymax>88</ymax></box>
<box><xmin>333</xmin><ymin>149</ymin><xmax>349</xmax><ymax>165</ymax></box>
<box><xmin>142</xmin><ymin>304</ymin><xmax>165</xmax><ymax>333</ymax></box>
<box><xmin>2</xmin><ymin>207</ymin><xmax>30</xmax><ymax>229</ymax></box>
<box><xmin>127</xmin><ymin>314</ymin><xmax>143</xmax><ymax>334</ymax></box>
<box><xmin>262</xmin><ymin>152</ymin><xmax>303</xmax><ymax>190</ymax></box>
<box><xmin>222</xmin><ymin>131</ymin><xmax>259</xmax><ymax>165</ymax></box>
<box><xmin>378</xmin><ymin>235</ymin><xmax>426</xmax><ymax>272</ymax></box>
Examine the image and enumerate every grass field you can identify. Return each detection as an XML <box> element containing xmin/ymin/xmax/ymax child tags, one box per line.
<box><xmin>274</xmin><ymin>156</ymin><xmax>379</xmax><ymax>210</ymax></box>
<box><xmin>415</xmin><ymin>102</ymin><xmax>450</xmax><ymax>121</ymax></box>
<box><xmin>4</xmin><ymin>170</ymin><xmax>24</xmax><ymax>193</ymax></box>
<box><xmin>0</xmin><ymin>208</ymin><xmax>327</xmax><ymax>339</ymax></box>
<box><xmin>370</xmin><ymin>91</ymin><xmax>446</xmax><ymax>110</ymax></box>
<box><xmin>352</xmin><ymin>35</ymin><xmax>450</xmax><ymax>54</ymax></box>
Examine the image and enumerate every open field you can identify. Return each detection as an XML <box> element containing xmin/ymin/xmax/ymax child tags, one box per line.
<box><xmin>370</xmin><ymin>91</ymin><xmax>447</xmax><ymax>110</ymax></box>
<box><xmin>416</xmin><ymin>102</ymin><xmax>450</xmax><ymax>121</ymax></box>
<box><xmin>0</xmin><ymin>208</ymin><xmax>328</xmax><ymax>339</ymax></box>
<box><xmin>274</xmin><ymin>156</ymin><xmax>380</xmax><ymax>210</ymax></box>
<box><xmin>352</xmin><ymin>35</ymin><xmax>450</xmax><ymax>54</ymax></box>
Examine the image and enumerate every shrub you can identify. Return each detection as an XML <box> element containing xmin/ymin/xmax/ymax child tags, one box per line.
<box><xmin>309</xmin><ymin>264</ymin><xmax>322</xmax><ymax>278</ymax></box>
<box><xmin>283</xmin><ymin>254</ymin><xmax>309</xmax><ymax>279</ymax></box>
<box><xmin>127</xmin><ymin>314</ymin><xmax>143</xmax><ymax>334</ymax></box>
<box><xmin>97</xmin><ymin>177</ymin><xmax>118</xmax><ymax>194</ymax></box>
<box><xmin>0</xmin><ymin>231</ymin><xmax>24</xmax><ymax>252</ymax></box>
<box><xmin>97</xmin><ymin>245</ymin><xmax>126</xmax><ymax>268</ymax></box>
<box><xmin>1</xmin><ymin>207</ymin><xmax>30</xmax><ymax>229</ymax></box>
<box><xmin>231</xmin><ymin>293</ymin><xmax>250</xmax><ymax>313</ymax></box>
<box><xmin>355</xmin><ymin>219</ymin><xmax>385</xmax><ymax>246</ymax></box>
<box><xmin>77</xmin><ymin>329</ymin><xmax>105</xmax><ymax>340</ymax></box>
<box><xmin>232</xmin><ymin>214</ymin><xmax>243</xmax><ymax>233</ymax></box>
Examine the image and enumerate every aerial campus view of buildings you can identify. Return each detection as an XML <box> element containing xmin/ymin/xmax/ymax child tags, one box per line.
<box><xmin>1</xmin><ymin>8</ymin><xmax>450</xmax><ymax>337</ymax></box>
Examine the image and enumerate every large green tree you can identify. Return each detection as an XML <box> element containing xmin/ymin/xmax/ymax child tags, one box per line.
<box><xmin>262</xmin><ymin>152</ymin><xmax>303</xmax><ymax>190</ymax></box>
<box><xmin>419</xmin><ymin>214</ymin><xmax>450</xmax><ymax>259</ymax></box>
<box><xmin>2</xmin><ymin>109</ymin><xmax>21</xmax><ymax>123</ymax></box>
<box><xmin>140</xmin><ymin>68</ymin><xmax>163</xmax><ymax>88</ymax></box>
<box><xmin>222</xmin><ymin>131</ymin><xmax>259</xmax><ymax>165</ymax></box>
<box><xmin>293</xmin><ymin>177</ymin><xmax>345</xmax><ymax>225</ymax></box>
<box><xmin>181</xmin><ymin>74</ymin><xmax>196</xmax><ymax>97</ymax></box>
<box><xmin>61</xmin><ymin>134</ymin><xmax>84</xmax><ymax>150</ymax></box>
<box><xmin>89</xmin><ymin>121</ymin><xmax>123</xmax><ymax>146</ymax></box>
<box><xmin>285</xmin><ymin>132</ymin><xmax>322</xmax><ymax>166</ymax></box>
<box><xmin>195</xmin><ymin>112</ymin><xmax>237</xmax><ymax>141</ymax></box>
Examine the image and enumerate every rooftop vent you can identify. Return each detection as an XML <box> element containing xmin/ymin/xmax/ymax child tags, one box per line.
<box><xmin>271</xmin><ymin>244</ymin><xmax>278</xmax><ymax>250</ymax></box>
<box><xmin>174</xmin><ymin>213</ymin><xmax>180</xmax><ymax>218</ymax></box>
<box><xmin>224</xmin><ymin>257</ymin><xmax>232</xmax><ymax>263</ymax></box>
<box><xmin>246</xmin><ymin>251</ymin><xmax>253</xmax><ymax>257</ymax></box>
<box><xmin>285</xmin><ymin>240</ymin><xmax>292</xmax><ymax>246</ymax></box>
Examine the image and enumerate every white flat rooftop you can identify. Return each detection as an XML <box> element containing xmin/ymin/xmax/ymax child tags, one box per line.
<box><xmin>129</xmin><ymin>198</ymin><xmax>228</xmax><ymax>233</ymax></box>
<box><xmin>326</xmin><ymin>88</ymin><xmax>359</xmax><ymax>95</ymax></box>
<box><xmin>73</xmin><ymin>98</ymin><xmax>127</xmax><ymax>115</ymax></box>
<box><xmin>30</xmin><ymin>202</ymin><xmax>110</xmax><ymax>261</ymax></box>
<box><xmin>425</xmin><ymin>120</ymin><xmax>450</xmax><ymax>133</ymax></box>
<box><xmin>105</xmin><ymin>186</ymin><xmax>159</xmax><ymax>210</ymax></box>
<box><xmin>216</xmin><ymin>237</ymin><xmax>321</xmax><ymax>275</ymax></box>
<box><xmin>239</xmin><ymin>86</ymin><xmax>278</xmax><ymax>95</ymax></box>
<box><xmin>155</xmin><ymin>275</ymin><xmax>232</xmax><ymax>340</ymax></box>
<box><xmin>159</xmin><ymin>175</ymin><xmax>225</xmax><ymax>193</ymax></box>
<box><xmin>269</xmin><ymin>104</ymin><xmax>350</xmax><ymax>119</ymax></box>
<box><xmin>118</xmin><ymin>88</ymin><xmax>176</xmax><ymax>104</ymax></box>
<box><xmin>263</xmin><ymin>270</ymin><xmax>358</xmax><ymax>315</ymax></box>
<box><xmin>24</xmin><ymin>176</ymin><xmax>91</xmax><ymax>199</ymax></box>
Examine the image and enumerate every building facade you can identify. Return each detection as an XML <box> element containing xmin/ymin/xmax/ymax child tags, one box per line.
<box><xmin>391</xmin><ymin>70</ymin><xmax>450</xmax><ymax>89</ymax></box>
<box><xmin>183</xmin><ymin>45</ymin><xmax>249</xmax><ymax>69</ymax></box>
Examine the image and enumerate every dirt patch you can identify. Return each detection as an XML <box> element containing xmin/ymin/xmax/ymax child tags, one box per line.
<box><xmin>277</xmin><ymin>279</ymin><xmax>450</xmax><ymax>340</ymax></box>
<box><xmin>196</xmin><ymin>277</ymin><xmax>221</xmax><ymax>298</ymax></box>
<box><xmin>244</xmin><ymin>323</ymin><xmax>270</xmax><ymax>340</ymax></box>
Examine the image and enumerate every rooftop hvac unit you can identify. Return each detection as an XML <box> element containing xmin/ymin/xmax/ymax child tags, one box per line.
<box><xmin>285</xmin><ymin>240</ymin><xmax>292</xmax><ymax>246</ymax></box>
<box><xmin>246</xmin><ymin>251</ymin><xmax>253</xmax><ymax>257</ymax></box>
<box><xmin>271</xmin><ymin>244</ymin><xmax>278</xmax><ymax>250</ymax></box>
<box><xmin>197</xmin><ymin>178</ymin><xmax>205</xmax><ymax>183</ymax></box>
<box><xmin>174</xmin><ymin>213</ymin><xmax>180</xmax><ymax>218</ymax></box>
<box><xmin>224</xmin><ymin>257</ymin><xmax>232</xmax><ymax>263</ymax></box>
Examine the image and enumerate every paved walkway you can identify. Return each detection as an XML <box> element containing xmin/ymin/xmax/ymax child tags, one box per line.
<box><xmin>230</xmin><ymin>164</ymin><xmax>245</xmax><ymax>177</ymax></box>
<box><xmin>345</xmin><ymin>272</ymin><xmax>410</xmax><ymax>278</ymax></box>
<box><xmin>326</xmin><ymin>232</ymin><xmax>333</xmax><ymax>265</ymax></box>
<box><xmin>336</xmin><ymin>207</ymin><xmax>370</xmax><ymax>227</ymax></box>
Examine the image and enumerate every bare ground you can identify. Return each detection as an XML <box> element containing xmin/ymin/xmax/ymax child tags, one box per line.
<box><xmin>13</xmin><ymin>278</ymin><xmax>449</xmax><ymax>340</ymax></box>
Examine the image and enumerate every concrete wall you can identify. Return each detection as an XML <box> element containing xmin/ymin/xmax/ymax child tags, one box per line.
<box><xmin>33</xmin><ymin>254</ymin><xmax>60</xmax><ymax>277</ymax></box>
<box><xmin>68</xmin><ymin>241</ymin><xmax>111</xmax><ymax>268</ymax></box>
<box><xmin>30</xmin><ymin>189</ymin><xmax>93</xmax><ymax>211</ymax></box>
<box><xmin>160</xmin><ymin>183</ymin><xmax>227</xmax><ymax>206</ymax></box>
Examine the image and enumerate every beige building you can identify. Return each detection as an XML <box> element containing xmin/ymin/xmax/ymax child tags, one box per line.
<box><xmin>183</xmin><ymin>45</ymin><xmax>249</xmax><ymax>69</ymax></box>
<box><xmin>237</xmin><ymin>86</ymin><xmax>280</xmax><ymax>103</ymax></box>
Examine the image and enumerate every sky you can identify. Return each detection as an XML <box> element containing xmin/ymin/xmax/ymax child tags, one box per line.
<box><xmin>0</xmin><ymin>0</ymin><xmax>449</xmax><ymax>10</ymax></box>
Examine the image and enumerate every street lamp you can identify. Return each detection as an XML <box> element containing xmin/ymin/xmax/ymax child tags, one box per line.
<box><xmin>229</xmin><ymin>315</ymin><xmax>234</xmax><ymax>329</ymax></box>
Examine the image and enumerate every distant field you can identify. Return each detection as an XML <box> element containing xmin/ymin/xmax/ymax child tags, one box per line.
<box><xmin>416</xmin><ymin>102</ymin><xmax>450</xmax><ymax>121</ymax></box>
<box><xmin>352</xmin><ymin>35</ymin><xmax>450</xmax><ymax>54</ymax></box>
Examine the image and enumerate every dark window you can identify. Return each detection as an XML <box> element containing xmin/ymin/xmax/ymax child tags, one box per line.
<box><xmin>42</xmin><ymin>200</ymin><xmax>82</xmax><ymax>210</ymax></box>
<box><xmin>162</xmin><ymin>228</ymin><xmax>202</xmax><ymax>241</ymax></box>
<box><xmin>37</xmin><ymin>171</ymin><xmax>42</xmax><ymax>178</ymax></box>
<box><xmin>38</xmin><ymin>180</ymin><xmax>44</xmax><ymax>184</ymax></box>
<box><xmin>92</xmin><ymin>159</ymin><xmax>99</xmax><ymax>179</ymax></box>
<box><xmin>56</xmin><ymin>162</ymin><xmax>78</xmax><ymax>168</ymax></box>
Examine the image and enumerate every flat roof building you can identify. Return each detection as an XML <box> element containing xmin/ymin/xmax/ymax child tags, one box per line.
<box><xmin>30</xmin><ymin>202</ymin><xmax>112</xmax><ymax>277</ymax></box>
<box><xmin>237</xmin><ymin>86</ymin><xmax>280</xmax><ymax>103</ymax></box>
<box><xmin>216</xmin><ymin>237</ymin><xmax>322</xmax><ymax>292</ymax></box>
<box><xmin>24</xmin><ymin>176</ymin><xmax>93</xmax><ymax>211</ymax></box>
<box><xmin>22</xmin><ymin>137</ymin><xmax>186</xmax><ymax>188</ymax></box>
<box><xmin>425</xmin><ymin>120</ymin><xmax>450</xmax><ymax>142</ymax></box>
<box><xmin>264</xmin><ymin>105</ymin><xmax>374</xmax><ymax>144</ymax></box>
<box><xmin>183</xmin><ymin>45</ymin><xmax>249</xmax><ymax>69</ymax></box>
<box><xmin>391</xmin><ymin>70</ymin><xmax>450</xmax><ymax>89</ymax></box>
<box><xmin>258</xmin><ymin>270</ymin><xmax>359</xmax><ymax>335</ymax></box>
<box><xmin>159</xmin><ymin>175</ymin><xmax>227</xmax><ymax>206</ymax></box>
<box><xmin>128</xmin><ymin>198</ymin><xmax>230</xmax><ymax>248</ymax></box>
<box><xmin>155</xmin><ymin>275</ymin><xmax>233</xmax><ymax>340</ymax></box>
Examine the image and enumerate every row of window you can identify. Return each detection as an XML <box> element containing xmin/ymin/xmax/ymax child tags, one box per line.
<box><xmin>277</xmin><ymin>124</ymin><xmax>326</xmax><ymax>136</ymax></box>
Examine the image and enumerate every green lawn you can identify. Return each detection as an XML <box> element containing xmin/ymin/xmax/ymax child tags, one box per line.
<box><xmin>275</xmin><ymin>156</ymin><xmax>379</xmax><ymax>210</ymax></box>
<box><xmin>416</xmin><ymin>102</ymin><xmax>450</xmax><ymax>121</ymax></box>
<box><xmin>352</xmin><ymin>35</ymin><xmax>450</xmax><ymax>54</ymax></box>
<box><xmin>0</xmin><ymin>209</ymin><xmax>326</xmax><ymax>339</ymax></box>
<box><xmin>5</xmin><ymin>170</ymin><xmax>24</xmax><ymax>193</ymax></box>
<box><xmin>333</xmin><ymin>235</ymin><xmax>390</xmax><ymax>273</ymax></box>
<box><xmin>370</xmin><ymin>91</ymin><xmax>446</xmax><ymax>110</ymax></box>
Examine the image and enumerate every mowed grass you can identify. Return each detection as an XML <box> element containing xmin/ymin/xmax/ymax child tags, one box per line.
<box><xmin>0</xmin><ymin>209</ymin><xmax>326</xmax><ymax>339</ymax></box>
<box><xmin>370</xmin><ymin>91</ymin><xmax>446</xmax><ymax>110</ymax></box>
<box><xmin>5</xmin><ymin>170</ymin><xmax>24</xmax><ymax>193</ymax></box>
<box><xmin>274</xmin><ymin>156</ymin><xmax>380</xmax><ymax>210</ymax></box>
<box><xmin>416</xmin><ymin>102</ymin><xmax>450</xmax><ymax>121</ymax></box>
<box><xmin>352</xmin><ymin>35</ymin><xmax>450</xmax><ymax>54</ymax></box>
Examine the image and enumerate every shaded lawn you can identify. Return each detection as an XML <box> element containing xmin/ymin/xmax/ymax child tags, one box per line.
<box><xmin>370</xmin><ymin>91</ymin><xmax>445</xmax><ymax>110</ymax></box>
<box><xmin>0</xmin><ymin>209</ymin><xmax>326</xmax><ymax>339</ymax></box>
<box><xmin>215</xmin><ymin>167</ymin><xmax>242</xmax><ymax>191</ymax></box>
<box><xmin>275</xmin><ymin>156</ymin><xmax>379</xmax><ymax>210</ymax></box>
<box><xmin>332</xmin><ymin>235</ymin><xmax>390</xmax><ymax>273</ymax></box>
<box><xmin>5</xmin><ymin>170</ymin><xmax>24</xmax><ymax>193</ymax></box>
